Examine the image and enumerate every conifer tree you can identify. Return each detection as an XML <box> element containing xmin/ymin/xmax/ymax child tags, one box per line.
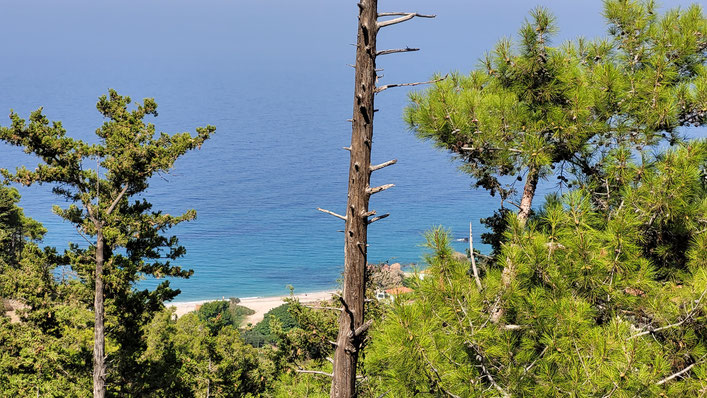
<box><xmin>0</xmin><ymin>90</ymin><xmax>215</xmax><ymax>397</ymax></box>
<box><xmin>0</xmin><ymin>185</ymin><xmax>93</xmax><ymax>396</ymax></box>
<box><xmin>405</xmin><ymin>1</ymin><xmax>707</xmax><ymax>222</ymax></box>
<box><xmin>366</xmin><ymin>140</ymin><xmax>707</xmax><ymax>396</ymax></box>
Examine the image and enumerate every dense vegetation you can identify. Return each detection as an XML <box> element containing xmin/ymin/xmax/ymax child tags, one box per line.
<box><xmin>0</xmin><ymin>1</ymin><xmax>706</xmax><ymax>397</ymax></box>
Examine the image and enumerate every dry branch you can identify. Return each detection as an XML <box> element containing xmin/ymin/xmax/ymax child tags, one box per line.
<box><xmin>370</xmin><ymin>159</ymin><xmax>397</xmax><ymax>172</ymax></box>
<box><xmin>503</xmin><ymin>324</ymin><xmax>525</xmax><ymax>330</ymax></box>
<box><xmin>305</xmin><ymin>305</ymin><xmax>343</xmax><ymax>312</ymax></box>
<box><xmin>375</xmin><ymin>75</ymin><xmax>447</xmax><ymax>93</ymax></box>
<box><xmin>105</xmin><ymin>184</ymin><xmax>129</xmax><ymax>216</ymax></box>
<box><xmin>629</xmin><ymin>287</ymin><xmax>707</xmax><ymax>340</ymax></box>
<box><xmin>368</xmin><ymin>213</ymin><xmax>390</xmax><ymax>224</ymax></box>
<box><xmin>351</xmin><ymin>319</ymin><xmax>373</xmax><ymax>338</ymax></box>
<box><xmin>367</xmin><ymin>184</ymin><xmax>394</xmax><ymax>195</ymax></box>
<box><xmin>297</xmin><ymin>369</ymin><xmax>333</xmax><ymax>378</ymax></box>
<box><xmin>469</xmin><ymin>222</ymin><xmax>482</xmax><ymax>291</ymax></box>
<box><xmin>317</xmin><ymin>208</ymin><xmax>347</xmax><ymax>221</ymax></box>
<box><xmin>656</xmin><ymin>355</ymin><xmax>707</xmax><ymax>385</ymax></box>
<box><xmin>377</xmin><ymin>47</ymin><xmax>419</xmax><ymax>57</ymax></box>
<box><xmin>377</xmin><ymin>12</ymin><xmax>435</xmax><ymax>28</ymax></box>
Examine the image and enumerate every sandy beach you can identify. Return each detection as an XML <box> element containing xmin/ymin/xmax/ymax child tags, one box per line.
<box><xmin>168</xmin><ymin>290</ymin><xmax>338</xmax><ymax>325</ymax></box>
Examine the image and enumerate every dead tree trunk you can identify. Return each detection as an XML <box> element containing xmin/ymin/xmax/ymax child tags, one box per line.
<box><xmin>324</xmin><ymin>2</ymin><xmax>436</xmax><ymax>397</ymax></box>
<box><xmin>329</xmin><ymin>2</ymin><xmax>378</xmax><ymax>396</ymax></box>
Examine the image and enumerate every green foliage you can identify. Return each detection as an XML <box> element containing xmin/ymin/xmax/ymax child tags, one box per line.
<box><xmin>268</xmin><ymin>371</ymin><xmax>330</xmax><ymax>397</ymax></box>
<box><xmin>139</xmin><ymin>309</ymin><xmax>274</xmax><ymax>397</ymax></box>
<box><xmin>366</xmin><ymin>141</ymin><xmax>707</xmax><ymax>396</ymax></box>
<box><xmin>0</xmin><ymin>90</ymin><xmax>215</xmax><ymax>395</ymax></box>
<box><xmin>0</xmin><ymin>186</ymin><xmax>93</xmax><ymax>397</ymax></box>
<box><xmin>242</xmin><ymin>304</ymin><xmax>297</xmax><ymax>347</ymax></box>
<box><xmin>406</xmin><ymin>1</ymin><xmax>707</xmax><ymax>221</ymax></box>
<box><xmin>196</xmin><ymin>300</ymin><xmax>254</xmax><ymax>334</ymax></box>
<box><xmin>0</xmin><ymin>186</ymin><xmax>45</xmax><ymax>267</ymax></box>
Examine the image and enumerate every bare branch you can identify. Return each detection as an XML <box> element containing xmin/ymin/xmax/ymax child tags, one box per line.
<box><xmin>376</xmin><ymin>75</ymin><xmax>447</xmax><ymax>93</ymax></box>
<box><xmin>370</xmin><ymin>159</ymin><xmax>397</xmax><ymax>172</ymax></box>
<box><xmin>468</xmin><ymin>342</ymin><xmax>510</xmax><ymax>397</ymax></box>
<box><xmin>316</xmin><ymin>207</ymin><xmax>347</xmax><ymax>221</ymax></box>
<box><xmin>503</xmin><ymin>324</ymin><xmax>525</xmax><ymax>330</ymax></box>
<box><xmin>523</xmin><ymin>346</ymin><xmax>548</xmax><ymax>374</ymax></box>
<box><xmin>461</xmin><ymin>146</ymin><xmax>523</xmax><ymax>153</ymax></box>
<box><xmin>469</xmin><ymin>222</ymin><xmax>483</xmax><ymax>291</ymax></box>
<box><xmin>75</xmin><ymin>225</ymin><xmax>94</xmax><ymax>246</ymax></box>
<box><xmin>378</xmin><ymin>12</ymin><xmax>434</xmax><ymax>17</ymax></box>
<box><xmin>628</xmin><ymin>319</ymin><xmax>690</xmax><ymax>340</ymax></box>
<box><xmin>367</xmin><ymin>184</ymin><xmax>394</xmax><ymax>195</ymax></box>
<box><xmin>105</xmin><ymin>184</ymin><xmax>129</xmax><ymax>216</ymax></box>
<box><xmin>343</xmin><ymin>146</ymin><xmax>352</xmax><ymax>151</ymax></box>
<box><xmin>377</xmin><ymin>47</ymin><xmax>419</xmax><ymax>57</ymax></box>
<box><xmin>377</xmin><ymin>12</ymin><xmax>436</xmax><ymax>28</ymax></box>
<box><xmin>368</xmin><ymin>213</ymin><xmax>390</xmax><ymax>224</ymax></box>
<box><xmin>350</xmin><ymin>319</ymin><xmax>373</xmax><ymax>337</ymax></box>
<box><xmin>629</xmin><ymin>287</ymin><xmax>707</xmax><ymax>340</ymax></box>
<box><xmin>305</xmin><ymin>305</ymin><xmax>343</xmax><ymax>312</ymax></box>
<box><xmin>656</xmin><ymin>354</ymin><xmax>707</xmax><ymax>385</ymax></box>
<box><xmin>85</xmin><ymin>203</ymin><xmax>98</xmax><ymax>225</ymax></box>
<box><xmin>296</xmin><ymin>369</ymin><xmax>333</xmax><ymax>378</ymax></box>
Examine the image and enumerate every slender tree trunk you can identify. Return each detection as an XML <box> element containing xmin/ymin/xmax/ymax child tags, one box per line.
<box><xmin>93</xmin><ymin>226</ymin><xmax>106</xmax><ymax>398</ymax></box>
<box><xmin>331</xmin><ymin>1</ymin><xmax>378</xmax><ymax>397</ymax></box>
<box><xmin>518</xmin><ymin>166</ymin><xmax>539</xmax><ymax>223</ymax></box>
<box><xmin>492</xmin><ymin>167</ymin><xmax>539</xmax><ymax>324</ymax></box>
<box><xmin>207</xmin><ymin>356</ymin><xmax>211</xmax><ymax>398</ymax></box>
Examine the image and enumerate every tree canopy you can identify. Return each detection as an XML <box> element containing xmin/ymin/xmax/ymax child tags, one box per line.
<box><xmin>405</xmin><ymin>1</ymin><xmax>707</xmax><ymax>222</ymax></box>
<box><xmin>0</xmin><ymin>89</ymin><xmax>215</xmax><ymax>397</ymax></box>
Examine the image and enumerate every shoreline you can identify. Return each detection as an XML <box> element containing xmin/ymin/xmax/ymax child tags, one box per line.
<box><xmin>167</xmin><ymin>289</ymin><xmax>338</xmax><ymax>325</ymax></box>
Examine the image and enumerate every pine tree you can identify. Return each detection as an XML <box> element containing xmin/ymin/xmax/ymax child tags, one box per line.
<box><xmin>366</xmin><ymin>140</ymin><xmax>707</xmax><ymax>396</ymax></box>
<box><xmin>405</xmin><ymin>1</ymin><xmax>707</xmax><ymax>223</ymax></box>
<box><xmin>0</xmin><ymin>90</ymin><xmax>215</xmax><ymax>397</ymax></box>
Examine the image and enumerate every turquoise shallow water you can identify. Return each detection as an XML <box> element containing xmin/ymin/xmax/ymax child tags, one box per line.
<box><xmin>1</xmin><ymin>0</ymin><xmax>704</xmax><ymax>301</ymax></box>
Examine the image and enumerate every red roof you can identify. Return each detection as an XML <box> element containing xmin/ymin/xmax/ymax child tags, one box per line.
<box><xmin>385</xmin><ymin>286</ymin><xmax>413</xmax><ymax>295</ymax></box>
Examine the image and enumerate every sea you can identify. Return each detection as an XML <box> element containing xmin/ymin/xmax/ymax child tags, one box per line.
<box><xmin>1</xmin><ymin>0</ymin><xmax>704</xmax><ymax>301</ymax></box>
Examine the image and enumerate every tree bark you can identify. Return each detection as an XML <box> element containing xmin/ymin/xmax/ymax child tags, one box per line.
<box><xmin>330</xmin><ymin>1</ymin><xmax>378</xmax><ymax>397</ymax></box>
<box><xmin>93</xmin><ymin>226</ymin><xmax>106</xmax><ymax>398</ymax></box>
<box><xmin>518</xmin><ymin>166</ymin><xmax>539</xmax><ymax>223</ymax></box>
<box><xmin>492</xmin><ymin>167</ymin><xmax>539</xmax><ymax>324</ymax></box>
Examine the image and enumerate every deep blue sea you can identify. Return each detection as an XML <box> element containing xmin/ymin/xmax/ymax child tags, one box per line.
<box><xmin>1</xmin><ymin>0</ymin><xmax>704</xmax><ymax>301</ymax></box>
